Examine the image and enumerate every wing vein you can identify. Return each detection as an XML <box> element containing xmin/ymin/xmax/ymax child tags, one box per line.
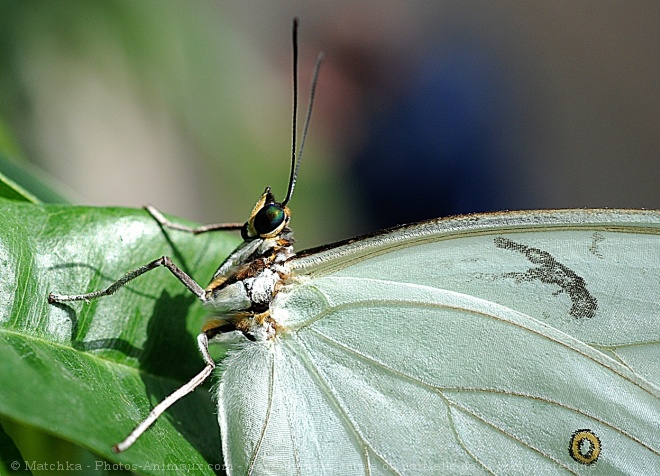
<box><xmin>283</xmin><ymin>335</ymin><xmax>400</xmax><ymax>476</ymax></box>
<box><xmin>295</xmin><ymin>290</ymin><xmax>659</xmax><ymax>399</ymax></box>
<box><xmin>307</xmin><ymin>326</ymin><xmax>659</xmax><ymax>456</ymax></box>
<box><xmin>246</xmin><ymin>348</ymin><xmax>276</xmax><ymax>476</ymax></box>
<box><xmin>446</xmin><ymin>401</ymin><xmax>578</xmax><ymax>475</ymax></box>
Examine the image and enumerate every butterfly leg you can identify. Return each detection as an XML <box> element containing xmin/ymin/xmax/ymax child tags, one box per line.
<box><xmin>145</xmin><ymin>204</ymin><xmax>243</xmax><ymax>234</ymax></box>
<box><xmin>113</xmin><ymin>332</ymin><xmax>215</xmax><ymax>453</ymax></box>
<box><xmin>48</xmin><ymin>256</ymin><xmax>206</xmax><ymax>303</ymax></box>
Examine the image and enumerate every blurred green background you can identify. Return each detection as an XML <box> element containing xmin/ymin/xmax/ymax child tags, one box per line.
<box><xmin>1</xmin><ymin>1</ymin><xmax>658</xmax><ymax>247</ymax></box>
<box><xmin>0</xmin><ymin>1</ymin><xmax>658</xmax><ymax>473</ymax></box>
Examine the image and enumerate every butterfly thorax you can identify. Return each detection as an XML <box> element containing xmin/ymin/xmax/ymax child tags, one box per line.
<box><xmin>202</xmin><ymin>188</ymin><xmax>295</xmax><ymax>342</ymax></box>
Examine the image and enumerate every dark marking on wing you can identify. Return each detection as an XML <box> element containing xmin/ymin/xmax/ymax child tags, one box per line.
<box><xmin>589</xmin><ymin>232</ymin><xmax>605</xmax><ymax>258</ymax></box>
<box><xmin>494</xmin><ymin>237</ymin><xmax>598</xmax><ymax>319</ymax></box>
<box><xmin>569</xmin><ymin>429</ymin><xmax>601</xmax><ymax>465</ymax></box>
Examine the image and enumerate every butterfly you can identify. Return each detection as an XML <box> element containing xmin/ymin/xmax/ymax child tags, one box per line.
<box><xmin>47</xmin><ymin>19</ymin><xmax>659</xmax><ymax>475</ymax></box>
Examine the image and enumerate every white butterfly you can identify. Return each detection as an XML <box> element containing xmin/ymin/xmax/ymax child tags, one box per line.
<box><xmin>220</xmin><ymin>208</ymin><xmax>660</xmax><ymax>475</ymax></box>
<box><xmin>49</xmin><ymin>19</ymin><xmax>659</xmax><ymax>476</ymax></box>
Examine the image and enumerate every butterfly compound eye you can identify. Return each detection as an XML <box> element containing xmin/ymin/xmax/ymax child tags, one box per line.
<box><xmin>254</xmin><ymin>203</ymin><xmax>286</xmax><ymax>236</ymax></box>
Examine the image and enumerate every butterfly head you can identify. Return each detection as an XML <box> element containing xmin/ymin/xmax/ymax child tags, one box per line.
<box><xmin>241</xmin><ymin>187</ymin><xmax>291</xmax><ymax>241</ymax></box>
<box><xmin>235</xmin><ymin>28</ymin><xmax>323</xmax><ymax>245</ymax></box>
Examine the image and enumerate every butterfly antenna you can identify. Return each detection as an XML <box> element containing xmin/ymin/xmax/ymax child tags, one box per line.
<box><xmin>282</xmin><ymin>20</ymin><xmax>324</xmax><ymax>206</ymax></box>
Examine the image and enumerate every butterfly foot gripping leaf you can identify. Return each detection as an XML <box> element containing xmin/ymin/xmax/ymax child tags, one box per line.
<box><xmin>45</xmin><ymin>19</ymin><xmax>660</xmax><ymax>476</ymax></box>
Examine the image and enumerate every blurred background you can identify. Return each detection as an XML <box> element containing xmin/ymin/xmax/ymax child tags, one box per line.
<box><xmin>0</xmin><ymin>1</ymin><xmax>658</xmax><ymax>470</ymax></box>
<box><xmin>0</xmin><ymin>0</ymin><xmax>658</xmax><ymax>251</ymax></box>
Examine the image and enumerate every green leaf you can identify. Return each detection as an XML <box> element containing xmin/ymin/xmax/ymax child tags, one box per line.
<box><xmin>0</xmin><ymin>169</ymin><xmax>39</xmax><ymax>204</ymax></box>
<box><xmin>0</xmin><ymin>421</ymin><xmax>32</xmax><ymax>476</ymax></box>
<box><xmin>0</xmin><ymin>154</ymin><xmax>69</xmax><ymax>204</ymax></box>
<box><xmin>0</xmin><ymin>199</ymin><xmax>241</xmax><ymax>475</ymax></box>
<box><xmin>0</xmin><ymin>113</ymin><xmax>69</xmax><ymax>204</ymax></box>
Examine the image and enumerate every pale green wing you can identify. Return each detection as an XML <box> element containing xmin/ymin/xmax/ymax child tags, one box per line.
<box><xmin>218</xmin><ymin>209</ymin><xmax>659</xmax><ymax>475</ymax></box>
<box><xmin>290</xmin><ymin>209</ymin><xmax>660</xmax><ymax>388</ymax></box>
<box><xmin>220</xmin><ymin>278</ymin><xmax>659</xmax><ymax>474</ymax></box>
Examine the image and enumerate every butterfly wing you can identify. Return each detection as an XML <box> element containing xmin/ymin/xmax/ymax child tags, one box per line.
<box><xmin>292</xmin><ymin>209</ymin><xmax>660</xmax><ymax>388</ymax></box>
<box><xmin>218</xmin><ymin>209</ymin><xmax>660</xmax><ymax>475</ymax></box>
